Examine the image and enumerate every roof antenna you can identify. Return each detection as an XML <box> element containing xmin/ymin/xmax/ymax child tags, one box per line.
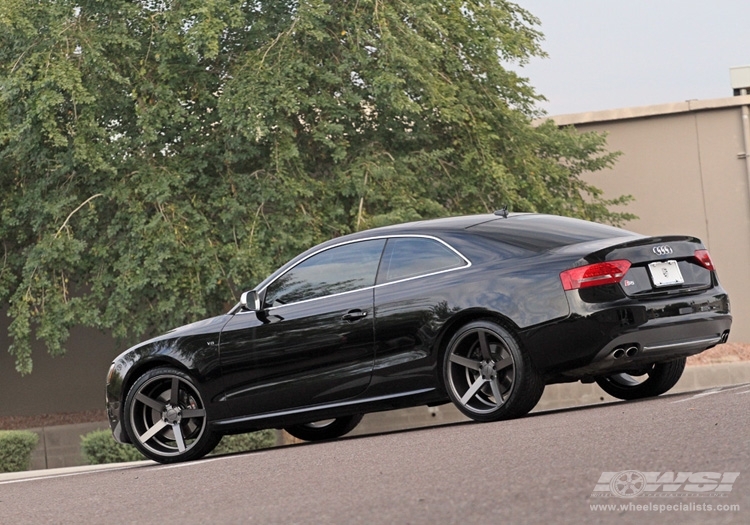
<box><xmin>494</xmin><ymin>205</ymin><xmax>509</xmax><ymax>218</ymax></box>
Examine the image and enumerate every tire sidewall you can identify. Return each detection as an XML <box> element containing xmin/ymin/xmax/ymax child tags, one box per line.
<box><xmin>124</xmin><ymin>366</ymin><xmax>218</xmax><ymax>463</ymax></box>
<box><xmin>442</xmin><ymin>319</ymin><xmax>539</xmax><ymax>422</ymax></box>
<box><xmin>596</xmin><ymin>358</ymin><xmax>687</xmax><ymax>401</ymax></box>
<box><xmin>284</xmin><ymin>414</ymin><xmax>364</xmax><ymax>442</ymax></box>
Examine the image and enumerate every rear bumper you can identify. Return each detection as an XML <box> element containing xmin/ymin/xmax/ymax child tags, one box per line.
<box><xmin>556</xmin><ymin>312</ymin><xmax>732</xmax><ymax>379</ymax></box>
<box><xmin>526</xmin><ymin>288</ymin><xmax>731</xmax><ymax>383</ymax></box>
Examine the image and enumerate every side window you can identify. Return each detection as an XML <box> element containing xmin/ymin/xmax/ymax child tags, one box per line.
<box><xmin>378</xmin><ymin>237</ymin><xmax>467</xmax><ymax>284</ymax></box>
<box><xmin>264</xmin><ymin>239</ymin><xmax>386</xmax><ymax>306</ymax></box>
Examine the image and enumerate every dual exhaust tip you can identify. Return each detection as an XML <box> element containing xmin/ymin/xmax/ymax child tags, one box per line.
<box><xmin>611</xmin><ymin>332</ymin><xmax>729</xmax><ymax>360</ymax></box>
<box><xmin>612</xmin><ymin>346</ymin><xmax>639</xmax><ymax>360</ymax></box>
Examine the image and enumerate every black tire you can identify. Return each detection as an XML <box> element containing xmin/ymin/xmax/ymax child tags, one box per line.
<box><xmin>595</xmin><ymin>358</ymin><xmax>686</xmax><ymax>401</ymax></box>
<box><xmin>284</xmin><ymin>414</ymin><xmax>364</xmax><ymax>442</ymax></box>
<box><xmin>124</xmin><ymin>367</ymin><xmax>220</xmax><ymax>463</ymax></box>
<box><xmin>443</xmin><ymin>320</ymin><xmax>544</xmax><ymax>422</ymax></box>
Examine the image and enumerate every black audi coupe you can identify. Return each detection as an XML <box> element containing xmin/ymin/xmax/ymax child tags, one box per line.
<box><xmin>106</xmin><ymin>213</ymin><xmax>731</xmax><ymax>463</ymax></box>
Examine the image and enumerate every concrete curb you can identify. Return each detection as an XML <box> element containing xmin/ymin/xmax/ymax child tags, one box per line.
<box><xmin>2</xmin><ymin>362</ymin><xmax>749</xmax><ymax>482</ymax></box>
<box><xmin>0</xmin><ymin>460</ymin><xmax>154</xmax><ymax>483</ymax></box>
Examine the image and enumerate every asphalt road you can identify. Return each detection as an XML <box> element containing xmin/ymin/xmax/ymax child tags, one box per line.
<box><xmin>2</xmin><ymin>384</ymin><xmax>749</xmax><ymax>525</ymax></box>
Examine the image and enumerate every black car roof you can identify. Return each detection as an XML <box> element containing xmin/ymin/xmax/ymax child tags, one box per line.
<box><xmin>330</xmin><ymin>212</ymin><xmax>636</xmax><ymax>253</ymax></box>
<box><xmin>342</xmin><ymin>213</ymin><xmax>512</xmax><ymax>239</ymax></box>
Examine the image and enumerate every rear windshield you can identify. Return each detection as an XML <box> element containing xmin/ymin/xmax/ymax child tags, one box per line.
<box><xmin>467</xmin><ymin>214</ymin><xmax>636</xmax><ymax>252</ymax></box>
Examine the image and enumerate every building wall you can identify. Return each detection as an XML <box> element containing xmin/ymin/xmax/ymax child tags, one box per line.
<box><xmin>0</xmin><ymin>310</ymin><xmax>123</xmax><ymax>417</ymax></box>
<box><xmin>554</xmin><ymin>96</ymin><xmax>750</xmax><ymax>341</ymax></box>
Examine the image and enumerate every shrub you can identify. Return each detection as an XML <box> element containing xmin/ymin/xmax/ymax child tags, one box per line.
<box><xmin>0</xmin><ymin>430</ymin><xmax>40</xmax><ymax>473</ymax></box>
<box><xmin>211</xmin><ymin>430</ymin><xmax>277</xmax><ymax>456</ymax></box>
<box><xmin>80</xmin><ymin>429</ymin><xmax>145</xmax><ymax>464</ymax></box>
<box><xmin>79</xmin><ymin>428</ymin><xmax>276</xmax><ymax>464</ymax></box>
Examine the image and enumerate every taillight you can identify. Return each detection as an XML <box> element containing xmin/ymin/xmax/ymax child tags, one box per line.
<box><xmin>560</xmin><ymin>260</ymin><xmax>631</xmax><ymax>291</ymax></box>
<box><xmin>693</xmin><ymin>249</ymin><xmax>715</xmax><ymax>271</ymax></box>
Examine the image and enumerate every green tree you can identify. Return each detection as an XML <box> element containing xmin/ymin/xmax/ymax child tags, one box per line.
<box><xmin>0</xmin><ymin>0</ymin><xmax>632</xmax><ymax>374</ymax></box>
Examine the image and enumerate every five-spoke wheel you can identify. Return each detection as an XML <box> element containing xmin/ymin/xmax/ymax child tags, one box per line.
<box><xmin>595</xmin><ymin>358</ymin><xmax>686</xmax><ymax>400</ymax></box>
<box><xmin>124</xmin><ymin>367</ymin><xmax>219</xmax><ymax>463</ymax></box>
<box><xmin>443</xmin><ymin>320</ymin><xmax>543</xmax><ymax>422</ymax></box>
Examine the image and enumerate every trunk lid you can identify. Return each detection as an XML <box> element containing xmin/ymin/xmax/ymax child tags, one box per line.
<box><xmin>556</xmin><ymin>235</ymin><xmax>714</xmax><ymax>296</ymax></box>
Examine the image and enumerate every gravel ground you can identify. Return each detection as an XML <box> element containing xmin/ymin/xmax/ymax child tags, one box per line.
<box><xmin>2</xmin><ymin>343</ymin><xmax>747</xmax><ymax>431</ymax></box>
<box><xmin>685</xmin><ymin>341</ymin><xmax>750</xmax><ymax>365</ymax></box>
<box><xmin>0</xmin><ymin>409</ymin><xmax>108</xmax><ymax>431</ymax></box>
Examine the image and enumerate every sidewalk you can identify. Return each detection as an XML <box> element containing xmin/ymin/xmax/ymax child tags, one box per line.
<box><xmin>2</xmin><ymin>362</ymin><xmax>749</xmax><ymax>482</ymax></box>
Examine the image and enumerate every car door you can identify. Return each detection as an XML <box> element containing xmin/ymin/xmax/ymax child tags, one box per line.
<box><xmin>371</xmin><ymin>236</ymin><xmax>471</xmax><ymax>394</ymax></box>
<box><xmin>218</xmin><ymin>239</ymin><xmax>386</xmax><ymax>416</ymax></box>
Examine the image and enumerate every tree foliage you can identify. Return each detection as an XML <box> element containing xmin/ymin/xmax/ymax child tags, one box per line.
<box><xmin>0</xmin><ymin>0</ymin><xmax>633</xmax><ymax>374</ymax></box>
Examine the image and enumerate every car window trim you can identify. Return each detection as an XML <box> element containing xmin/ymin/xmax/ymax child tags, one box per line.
<box><xmin>377</xmin><ymin>236</ymin><xmax>471</xmax><ymax>285</ymax></box>
<box><xmin>260</xmin><ymin>237</ymin><xmax>387</xmax><ymax>309</ymax></box>
<box><xmin>246</xmin><ymin>234</ymin><xmax>471</xmax><ymax>312</ymax></box>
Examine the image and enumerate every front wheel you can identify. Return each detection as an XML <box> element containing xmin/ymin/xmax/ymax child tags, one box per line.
<box><xmin>595</xmin><ymin>358</ymin><xmax>686</xmax><ymax>400</ymax></box>
<box><xmin>443</xmin><ymin>320</ymin><xmax>544</xmax><ymax>422</ymax></box>
<box><xmin>124</xmin><ymin>367</ymin><xmax>220</xmax><ymax>463</ymax></box>
<box><xmin>284</xmin><ymin>415</ymin><xmax>364</xmax><ymax>442</ymax></box>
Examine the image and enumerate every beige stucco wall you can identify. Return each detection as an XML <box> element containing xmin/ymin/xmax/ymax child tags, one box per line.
<box><xmin>549</xmin><ymin>96</ymin><xmax>750</xmax><ymax>341</ymax></box>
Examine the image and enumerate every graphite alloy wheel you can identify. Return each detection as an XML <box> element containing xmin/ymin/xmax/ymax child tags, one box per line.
<box><xmin>443</xmin><ymin>320</ymin><xmax>544</xmax><ymax>422</ymax></box>
<box><xmin>595</xmin><ymin>357</ymin><xmax>686</xmax><ymax>401</ymax></box>
<box><xmin>284</xmin><ymin>414</ymin><xmax>364</xmax><ymax>442</ymax></box>
<box><xmin>124</xmin><ymin>367</ymin><xmax>220</xmax><ymax>463</ymax></box>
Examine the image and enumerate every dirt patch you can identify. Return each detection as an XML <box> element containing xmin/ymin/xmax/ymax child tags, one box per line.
<box><xmin>0</xmin><ymin>409</ymin><xmax>107</xmax><ymax>431</ymax></box>
<box><xmin>685</xmin><ymin>342</ymin><xmax>750</xmax><ymax>366</ymax></box>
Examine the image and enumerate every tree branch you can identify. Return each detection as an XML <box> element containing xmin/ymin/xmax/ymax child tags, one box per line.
<box><xmin>55</xmin><ymin>194</ymin><xmax>104</xmax><ymax>238</ymax></box>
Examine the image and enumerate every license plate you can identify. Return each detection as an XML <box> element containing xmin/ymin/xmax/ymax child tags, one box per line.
<box><xmin>648</xmin><ymin>260</ymin><xmax>684</xmax><ymax>287</ymax></box>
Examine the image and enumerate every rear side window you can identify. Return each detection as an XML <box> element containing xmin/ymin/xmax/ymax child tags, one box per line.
<box><xmin>377</xmin><ymin>237</ymin><xmax>468</xmax><ymax>284</ymax></box>
<box><xmin>264</xmin><ymin>239</ymin><xmax>386</xmax><ymax>306</ymax></box>
<box><xmin>468</xmin><ymin>215</ymin><xmax>636</xmax><ymax>252</ymax></box>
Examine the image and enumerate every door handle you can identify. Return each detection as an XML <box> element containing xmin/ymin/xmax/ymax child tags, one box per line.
<box><xmin>342</xmin><ymin>309</ymin><xmax>368</xmax><ymax>322</ymax></box>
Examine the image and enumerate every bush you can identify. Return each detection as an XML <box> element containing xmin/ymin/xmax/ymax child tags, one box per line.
<box><xmin>211</xmin><ymin>430</ymin><xmax>277</xmax><ymax>456</ymax></box>
<box><xmin>0</xmin><ymin>430</ymin><xmax>40</xmax><ymax>473</ymax></box>
<box><xmin>79</xmin><ymin>428</ymin><xmax>276</xmax><ymax>464</ymax></box>
<box><xmin>80</xmin><ymin>429</ymin><xmax>145</xmax><ymax>464</ymax></box>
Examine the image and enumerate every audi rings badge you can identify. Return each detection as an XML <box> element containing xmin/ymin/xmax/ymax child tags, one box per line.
<box><xmin>652</xmin><ymin>245</ymin><xmax>673</xmax><ymax>256</ymax></box>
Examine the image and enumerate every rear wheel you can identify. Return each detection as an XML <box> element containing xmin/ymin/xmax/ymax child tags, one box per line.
<box><xmin>595</xmin><ymin>358</ymin><xmax>686</xmax><ymax>400</ymax></box>
<box><xmin>443</xmin><ymin>320</ymin><xmax>544</xmax><ymax>422</ymax></box>
<box><xmin>284</xmin><ymin>414</ymin><xmax>364</xmax><ymax>441</ymax></box>
<box><xmin>124</xmin><ymin>367</ymin><xmax>220</xmax><ymax>463</ymax></box>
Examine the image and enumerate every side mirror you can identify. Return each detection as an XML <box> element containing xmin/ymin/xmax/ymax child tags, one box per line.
<box><xmin>240</xmin><ymin>290</ymin><xmax>261</xmax><ymax>312</ymax></box>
